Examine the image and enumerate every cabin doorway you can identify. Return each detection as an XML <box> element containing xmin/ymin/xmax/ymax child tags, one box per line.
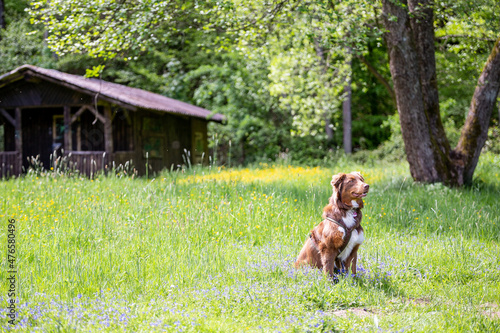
<box><xmin>22</xmin><ymin>108</ymin><xmax>64</xmax><ymax>171</ymax></box>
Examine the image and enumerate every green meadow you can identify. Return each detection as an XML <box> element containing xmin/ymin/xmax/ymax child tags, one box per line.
<box><xmin>1</xmin><ymin>153</ymin><xmax>500</xmax><ymax>332</ymax></box>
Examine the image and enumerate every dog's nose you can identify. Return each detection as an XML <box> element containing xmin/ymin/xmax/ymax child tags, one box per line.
<box><xmin>364</xmin><ymin>184</ymin><xmax>369</xmax><ymax>191</ymax></box>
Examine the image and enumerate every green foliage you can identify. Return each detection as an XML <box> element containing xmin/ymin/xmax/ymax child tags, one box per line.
<box><xmin>351</xmin><ymin>42</ymin><xmax>394</xmax><ymax>150</ymax></box>
<box><xmin>183</xmin><ymin>53</ymin><xmax>288</xmax><ymax>163</ymax></box>
<box><xmin>367</xmin><ymin>113</ymin><xmax>406</xmax><ymax>163</ymax></box>
<box><xmin>84</xmin><ymin>64</ymin><xmax>105</xmax><ymax>78</ymax></box>
<box><xmin>28</xmin><ymin>0</ymin><xmax>175</xmax><ymax>59</ymax></box>
<box><xmin>267</xmin><ymin>23</ymin><xmax>346</xmax><ymax>140</ymax></box>
<box><xmin>484</xmin><ymin>120</ymin><xmax>500</xmax><ymax>154</ymax></box>
<box><xmin>0</xmin><ymin>17</ymin><xmax>56</xmax><ymax>73</ymax></box>
<box><xmin>3</xmin><ymin>0</ymin><xmax>30</xmax><ymax>23</ymax></box>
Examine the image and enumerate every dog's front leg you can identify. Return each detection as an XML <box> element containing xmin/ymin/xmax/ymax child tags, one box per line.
<box><xmin>344</xmin><ymin>245</ymin><xmax>360</xmax><ymax>276</ymax></box>
<box><xmin>320</xmin><ymin>247</ymin><xmax>339</xmax><ymax>278</ymax></box>
<box><xmin>351</xmin><ymin>254</ymin><xmax>358</xmax><ymax>275</ymax></box>
<box><xmin>334</xmin><ymin>258</ymin><xmax>342</xmax><ymax>274</ymax></box>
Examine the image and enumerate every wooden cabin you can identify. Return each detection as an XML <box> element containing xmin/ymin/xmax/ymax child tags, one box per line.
<box><xmin>0</xmin><ymin>65</ymin><xmax>224</xmax><ymax>177</ymax></box>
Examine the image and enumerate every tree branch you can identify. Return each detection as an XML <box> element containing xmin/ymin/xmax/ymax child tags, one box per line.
<box><xmin>454</xmin><ymin>37</ymin><xmax>500</xmax><ymax>184</ymax></box>
<box><xmin>356</xmin><ymin>54</ymin><xmax>396</xmax><ymax>105</ymax></box>
<box><xmin>436</xmin><ymin>34</ymin><xmax>497</xmax><ymax>42</ymax></box>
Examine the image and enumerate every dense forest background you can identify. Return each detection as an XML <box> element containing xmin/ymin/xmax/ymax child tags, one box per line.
<box><xmin>1</xmin><ymin>0</ymin><xmax>498</xmax><ymax>166</ymax></box>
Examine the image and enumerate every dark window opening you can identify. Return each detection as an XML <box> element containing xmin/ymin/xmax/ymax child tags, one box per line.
<box><xmin>0</xmin><ymin>110</ymin><xmax>16</xmax><ymax>151</ymax></box>
<box><xmin>113</xmin><ymin>109</ymin><xmax>134</xmax><ymax>152</ymax></box>
<box><xmin>0</xmin><ymin>124</ymin><xmax>4</xmax><ymax>152</ymax></box>
<box><xmin>71</xmin><ymin>107</ymin><xmax>105</xmax><ymax>151</ymax></box>
<box><xmin>52</xmin><ymin>115</ymin><xmax>64</xmax><ymax>153</ymax></box>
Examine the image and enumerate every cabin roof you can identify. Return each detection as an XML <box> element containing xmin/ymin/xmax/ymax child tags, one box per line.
<box><xmin>0</xmin><ymin>65</ymin><xmax>224</xmax><ymax>123</ymax></box>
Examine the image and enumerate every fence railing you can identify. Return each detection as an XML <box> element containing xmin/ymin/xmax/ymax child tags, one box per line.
<box><xmin>0</xmin><ymin>152</ymin><xmax>21</xmax><ymax>178</ymax></box>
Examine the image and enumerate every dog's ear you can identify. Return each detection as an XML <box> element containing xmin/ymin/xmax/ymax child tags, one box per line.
<box><xmin>331</xmin><ymin>173</ymin><xmax>346</xmax><ymax>189</ymax></box>
<box><xmin>351</xmin><ymin>171</ymin><xmax>364</xmax><ymax>182</ymax></box>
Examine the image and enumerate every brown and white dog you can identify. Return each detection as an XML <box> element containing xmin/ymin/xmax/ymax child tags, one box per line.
<box><xmin>295</xmin><ymin>171</ymin><xmax>369</xmax><ymax>278</ymax></box>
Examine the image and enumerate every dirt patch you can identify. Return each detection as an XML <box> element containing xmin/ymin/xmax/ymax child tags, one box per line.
<box><xmin>487</xmin><ymin>312</ymin><xmax>500</xmax><ymax>319</ymax></box>
<box><xmin>330</xmin><ymin>308</ymin><xmax>374</xmax><ymax>318</ymax></box>
<box><xmin>480</xmin><ymin>303</ymin><xmax>500</xmax><ymax>319</ymax></box>
<box><xmin>408</xmin><ymin>297</ymin><xmax>432</xmax><ymax>306</ymax></box>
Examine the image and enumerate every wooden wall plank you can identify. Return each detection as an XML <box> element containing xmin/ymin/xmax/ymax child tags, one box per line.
<box><xmin>14</xmin><ymin>107</ymin><xmax>22</xmax><ymax>174</ymax></box>
<box><xmin>64</xmin><ymin>105</ymin><xmax>72</xmax><ymax>152</ymax></box>
<box><xmin>191</xmin><ymin>118</ymin><xmax>208</xmax><ymax>165</ymax></box>
<box><xmin>104</xmin><ymin>105</ymin><xmax>113</xmax><ymax>157</ymax></box>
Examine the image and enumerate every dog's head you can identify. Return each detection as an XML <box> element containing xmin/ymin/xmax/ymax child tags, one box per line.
<box><xmin>331</xmin><ymin>171</ymin><xmax>369</xmax><ymax>209</ymax></box>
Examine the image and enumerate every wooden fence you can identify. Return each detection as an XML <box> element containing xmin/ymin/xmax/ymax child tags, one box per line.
<box><xmin>0</xmin><ymin>152</ymin><xmax>21</xmax><ymax>178</ymax></box>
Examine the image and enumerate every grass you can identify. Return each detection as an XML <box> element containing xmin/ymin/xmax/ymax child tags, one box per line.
<box><xmin>1</xmin><ymin>153</ymin><xmax>499</xmax><ymax>332</ymax></box>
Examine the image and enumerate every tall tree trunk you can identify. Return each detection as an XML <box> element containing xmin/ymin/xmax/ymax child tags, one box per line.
<box><xmin>408</xmin><ymin>0</ymin><xmax>447</xmax><ymax>147</ymax></box>
<box><xmin>0</xmin><ymin>0</ymin><xmax>6</xmax><ymax>30</ymax></box>
<box><xmin>323</xmin><ymin>113</ymin><xmax>334</xmax><ymax>142</ymax></box>
<box><xmin>382</xmin><ymin>0</ymin><xmax>442</xmax><ymax>182</ymax></box>
<box><xmin>343</xmin><ymin>48</ymin><xmax>353</xmax><ymax>154</ymax></box>
<box><xmin>313</xmin><ymin>37</ymin><xmax>334</xmax><ymax>142</ymax></box>
<box><xmin>454</xmin><ymin>37</ymin><xmax>500</xmax><ymax>184</ymax></box>
<box><xmin>407</xmin><ymin>0</ymin><xmax>459</xmax><ymax>183</ymax></box>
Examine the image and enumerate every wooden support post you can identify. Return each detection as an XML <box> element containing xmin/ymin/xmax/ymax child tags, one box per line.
<box><xmin>191</xmin><ymin>118</ymin><xmax>207</xmax><ymax>165</ymax></box>
<box><xmin>15</xmin><ymin>107</ymin><xmax>22</xmax><ymax>174</ymax></box>
<box><xmin>104</xmin><ymin>105</ymin><xmax>113</xmax><ymax>160</ymax></box>
<box><xmin>63</xmin><ymin>105</ymin><xmax>72</xmax><ymax>153</ymax></box>
<box><xmin>77</xmin><ymin>123</ymin><xmax>81</xmax><ymax>151</ymax></box>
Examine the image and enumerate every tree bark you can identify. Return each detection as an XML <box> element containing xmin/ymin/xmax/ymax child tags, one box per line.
<box><xmin>343</xmin><ymin>49</ymin><xmax>353</xmax><ymax>154</ymax></box>
<box><xmin>454</xmin><ymin>37</ymin><xmax>500</xmax><ymax>184</ymax></box>
<box><xmin>0</xmin><ymin>0</ymin><xmax>6</xmax><ymax>30</ymax></box>
<box><xmin>408</xmin><ymin>0</ymin><xmax>451</xmax><ymax>157</ymax></box>
<box><xmin>382</xmin><ymin>0</ymin><xmax>441</xmax><ymax>182</ymax></box>
<box><xmin>313</xmin><ymin>37</ymin><xmax>334</xmax><ymax>142</ymax></box>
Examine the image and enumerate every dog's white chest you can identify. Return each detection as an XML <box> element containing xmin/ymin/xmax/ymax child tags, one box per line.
<box><xmin>338</xmin><ymin>229</ymin><xmax>364</xmax><ymax>262</ymax></box>
<box><xmin>342</xmin><ymin>209</ymin><xmax>357</xmax><ymax>229</ymax></box>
